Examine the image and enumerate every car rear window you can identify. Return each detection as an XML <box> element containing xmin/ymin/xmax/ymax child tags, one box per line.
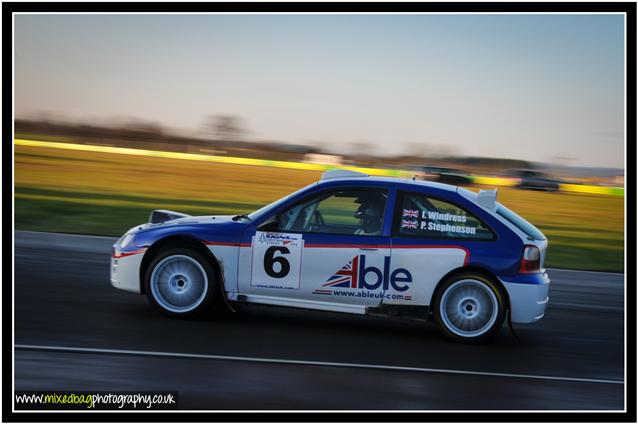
<box><xmin>496</xmin><ymin>204</ymin><xmax>546</xmax><ymax>240</ymax></box>
<box><xmin>393</xmin><ymin>191</ymin><xmax>495</xmax><ymax>240</ymax></box>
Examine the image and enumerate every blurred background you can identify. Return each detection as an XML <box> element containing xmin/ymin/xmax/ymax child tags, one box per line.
<box><xmin>14</xmin><ymin>14</ymin><xmax>625</xmax><ymax>272</ymax></box>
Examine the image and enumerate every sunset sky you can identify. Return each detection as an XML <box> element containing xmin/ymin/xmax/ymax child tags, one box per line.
<box><xmin>15</xmin><ymin>13</ymin><xmax>625</xmax><ymax>167</ymax></box>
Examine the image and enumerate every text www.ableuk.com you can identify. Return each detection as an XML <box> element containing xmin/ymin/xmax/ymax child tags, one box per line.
<box><xmin>15</xmin><ymin>392</ymin><xmax>177</xmax><ymax>410</ymax></box>
<box><xmin>331</xmin><ymin>291</ymin><xmax>410</xmax><ymax>300</ymax></box>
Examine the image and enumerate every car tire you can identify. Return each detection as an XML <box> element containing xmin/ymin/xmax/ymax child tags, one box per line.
<box><xmin>433</xmin><ymin>273</ymin><xmax>506</xmax><ymax>343</ymax></box>
<box><xmin>144</xmin><ymin>247</ymin><xmax>221</xmax><ymax>318</ymax></box>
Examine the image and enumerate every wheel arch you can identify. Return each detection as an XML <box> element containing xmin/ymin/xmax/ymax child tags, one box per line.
<box><xmin>431</xmin><ymin>266</ymin><xmax>510</xmax><ymax>314</ymax></box>
<box><xmin>139</xmin><ymin>235</ymin><xmax>221</xmax><ymax>294</ymax></box>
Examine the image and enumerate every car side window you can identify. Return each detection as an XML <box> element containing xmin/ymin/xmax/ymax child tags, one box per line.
<box><xmin>393</xmin><ymin>191</ymin><xmax>494</xmax><ymax>240</ymax></box>
<box><xmin>267</xmin><ymin>189</ymin><xmax>388</xmax><ymax>236</ymax></box>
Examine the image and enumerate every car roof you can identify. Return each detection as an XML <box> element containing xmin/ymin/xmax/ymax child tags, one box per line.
<box><xmin>317</xmin><ymin>170</ymin><xmax>458</xmax><ymax>193</ymax></box>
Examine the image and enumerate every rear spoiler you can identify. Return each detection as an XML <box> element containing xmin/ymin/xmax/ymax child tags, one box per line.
<box><xmin>476</xmin><ymin>189</ymin><xmax>498</xmax><ymax>211</ymax></box>
<box><xmin>149</xmin><ymin>209</ymin><xmax>190</xmax><ymax>224</ymax></box>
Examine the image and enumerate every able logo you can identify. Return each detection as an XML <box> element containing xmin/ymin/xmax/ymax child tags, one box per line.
<box><xmin>318</xmin><ymin>255</ymin><xmax>412</xmax><ymax>292</ymax></box>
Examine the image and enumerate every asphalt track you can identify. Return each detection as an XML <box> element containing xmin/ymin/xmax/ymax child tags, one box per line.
<box><xmin>13</xmin><ymin>231</ymin><xmax>625</xmax><ymax>410</ymax></box>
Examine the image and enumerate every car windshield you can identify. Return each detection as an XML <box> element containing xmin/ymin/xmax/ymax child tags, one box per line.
<box><xmin>247</xmin><ymin>183</ymin><xmax>317</xmax><ymax>222</ymax></box>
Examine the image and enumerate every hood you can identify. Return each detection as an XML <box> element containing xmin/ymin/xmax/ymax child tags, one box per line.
<box><xmin>169</xmin><ymin>215</ymin><xmax>235</xmax><ymax>225</ymax></box>
<box><xmin>126</xmin><ymin>214</ymin><xmax>236</xmax><ymax>235</ymax></box>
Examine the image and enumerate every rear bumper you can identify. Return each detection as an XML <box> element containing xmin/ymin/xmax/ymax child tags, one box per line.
<box><xmin>500</xmin><ymin>271</ymin><xmax>550</xmax><ymax>323</ymax></box>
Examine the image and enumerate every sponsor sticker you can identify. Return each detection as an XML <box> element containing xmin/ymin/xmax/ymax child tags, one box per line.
<box><xmin>313</xmin><ymin>254</ymin><xmax>413</xmax><ymax>301</ymax></box>
<box><xmin>251</xmin><ymin>232</ymin><xmax>303</xmax><ymax>289</ymax></box>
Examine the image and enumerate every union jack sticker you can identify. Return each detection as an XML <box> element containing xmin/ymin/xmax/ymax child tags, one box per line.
<box><xmin>402</xmin><ymin>209</ymin><xmax>419</xmax><ymax>218</ymax></box>
<box><xmin>401</xmin><ymin>220</ymin><xmax>418</xmax><ymax>229</ymax></box>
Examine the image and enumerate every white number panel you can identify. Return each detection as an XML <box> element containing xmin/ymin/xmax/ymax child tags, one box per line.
<box><xmin>250</xmin><ymin>232</ymin><xmax>304</xmax><ymax>290</ymax></box>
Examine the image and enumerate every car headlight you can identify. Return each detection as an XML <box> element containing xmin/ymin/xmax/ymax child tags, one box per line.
<box><xmin>119</xmin><ymin>233</ymin><xmax>135</xmax><ymax>249</ymax></box>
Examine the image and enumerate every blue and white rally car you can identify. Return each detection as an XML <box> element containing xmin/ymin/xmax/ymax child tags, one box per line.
<box><xmin>111</xmin><ymin>170</ymin><xmax>550</xmax><ymax>342</ymax></box>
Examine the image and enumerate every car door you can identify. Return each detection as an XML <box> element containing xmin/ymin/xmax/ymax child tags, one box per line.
<box><xmin>389</xmin><ymin>190</ymin><xmax>496</xmax><ymax>306</ymax></box>
<box><xmin>237</xmin><ymin>187</ymin><xmax>392</xmax><ymax>307</ymax></box>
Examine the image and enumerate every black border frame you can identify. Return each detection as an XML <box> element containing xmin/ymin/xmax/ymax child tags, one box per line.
<box><xmin>2</xmin><ymin>2</ymin><xmax>636</xmax><ymax>422</ymax></box>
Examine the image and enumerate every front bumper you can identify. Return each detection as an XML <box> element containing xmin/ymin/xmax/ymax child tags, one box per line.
<box><xmin>500</xmin><ymin>271</ymin><xmax>550</xmax><ymax>323</ymax></box>
<box><xmin>110</xmin><ymin>249</ymin><xmax>146</xmax><ymax>294</ymax></box>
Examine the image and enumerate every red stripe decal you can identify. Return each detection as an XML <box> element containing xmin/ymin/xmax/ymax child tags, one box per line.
<box><xmin>204</xmin><ymin>241</ymin><xmax>251</xmax><ymax>247</ymax></box>
<box><xmin>393</xmin><ymin>245</ymin><xmax>470</xmax><ymax>265</ymax></box>
<box><xmin>112</xmin><ymin>249</ymin><xmax>146</xmax><ymax>259</ymax></box>
<box><xmin>203</xmin><ymin>241</ymin><xmax>469</xmax><ymax>264</ymax></box>
<box><xmin>304</xmin><ymin>244</ymin><xmax>389</xmax><ymax>249</ymax></box>
<box><xmin>304</xmin><ymin>244</ymin><xmax>469</xmax><ymax>265</ymax></box>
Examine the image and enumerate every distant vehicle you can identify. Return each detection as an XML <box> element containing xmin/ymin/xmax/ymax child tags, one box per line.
<box><xmin>303</xmin><ymin>153</ymin><xmax>343</xmax><ymax>166</ymax></box>
<box><xmin>503</xmin><ymin>169</ymin><xmax>560</xmax><ymax>192</ymax></box>
<box><xmin>111</xmin><ymin>170</ymin><xmax>550</xmax><ymax>342</ymax></box>
<box><xmin>417</xmin><ymin>166</ymin><xmax>473</xmax><ymax>185</ymax></box>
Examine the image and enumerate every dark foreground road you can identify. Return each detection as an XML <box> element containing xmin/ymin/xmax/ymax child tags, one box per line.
<box><xmin>13</xmin><ymin>231</ymin><xmax>625</xmax><ymax>410</ymax></box>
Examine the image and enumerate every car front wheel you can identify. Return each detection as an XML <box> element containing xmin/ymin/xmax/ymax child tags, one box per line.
<box><xmin>144</xmin><ymin>248</ymin><xmax>219</xmax><ymax>318</ymax></box>
<box><xmin>434</xmin><ymin>273</ymin><xmax>506</xmax><ymax>342</ymax></box>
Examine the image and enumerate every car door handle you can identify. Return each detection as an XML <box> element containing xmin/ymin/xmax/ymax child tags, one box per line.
<box><xmin>359</xmin><ymin>247</ymin><xmax>378</xmax><ymax>251</ymax></box>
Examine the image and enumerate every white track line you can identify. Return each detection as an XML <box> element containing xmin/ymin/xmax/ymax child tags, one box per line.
<box><xmin>15</xmin><ymin>230</ymin><xmax>117</xmax><ymax>241</ymax></box>
<box><xmin>15</xmin><ymin>344</ymin><xmax>623</xmax><ymax>386</ymax></box>
<box><xmin>550</xmin><ymin>302</ymin><xmax>623</xmax><ymax>312</ymax></box>
<box><xmin>546</xmin><ymin>268</ymin><xmax>623</xmax><ymax>276</ymax></box>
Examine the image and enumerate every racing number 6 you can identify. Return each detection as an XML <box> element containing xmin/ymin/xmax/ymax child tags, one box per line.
<box><xmin>263</xmin><ymin>246</ymin><xmax>291</xmax><ymax>278</ymax></box>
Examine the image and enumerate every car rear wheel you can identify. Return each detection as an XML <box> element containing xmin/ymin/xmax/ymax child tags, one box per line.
<box><xmin>434</xmin><ymin>273</ymin><xmax>506</xmax><ymax>342</ymax></box>
<box><xmin>144</xmin><ymin>248</ymin><xmax>219</xmax><ymax>318</ymax></box>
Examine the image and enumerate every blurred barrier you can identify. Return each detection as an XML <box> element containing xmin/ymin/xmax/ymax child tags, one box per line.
<box><xmin>472</xmin><ymin>176</ymin><xmax>518</xmax><ymax>186</ymax></box>
<box><xmin>14</xmin><ymin>139</ymin><xmax>412</xmax><ymax>178</ymax></box>
<box><xmin>559</xmin><ymin>184</ymin><xmax>625</xmax><ymax>196</ymax></box>
<box><xmin>472</xmin><ymin>175</ymin><xmax>624</xmax><ymax>196</ymax></box>
<box><xmin>14</xmin><ymin>139</ymin><xmax>623</xmax><ymax>196</ymax></box>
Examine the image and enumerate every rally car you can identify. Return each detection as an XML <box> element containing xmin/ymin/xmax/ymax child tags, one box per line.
<box><xmin>111</xmin><ymin>170</ymin><xmax>550</xmax><ymax>342</ymax></box>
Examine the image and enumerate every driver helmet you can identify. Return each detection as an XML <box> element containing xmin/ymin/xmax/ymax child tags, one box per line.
<box><xmin>354</xmin><ymin>192</ymin><xmax>385</xmax><ymax>234</ymax></box>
